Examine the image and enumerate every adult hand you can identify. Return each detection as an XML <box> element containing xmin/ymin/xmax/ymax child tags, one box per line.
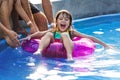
<box><xmin>6</xmin><ymin>30</ymin><xmax>21</xmax><ymax>47</ymax></box>
<box><xmin>50</xmin><ymin>23</ymin><xmax>56</xmax><ymax>28</ymax></box>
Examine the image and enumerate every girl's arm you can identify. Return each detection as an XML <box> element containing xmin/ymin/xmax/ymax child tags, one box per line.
<box><xmin>72</xmin><ymin>29</ymin><xmax>112</xmax><ymax>48</ymax></box>
<box><xmin>20</xmin><ymin>28</ymin><xmax>54</xmax><ymax>41</ymax></box>
<box><xmin>29</xmin><ymin>28</ymin><xmax>53</xmax><ymax>38</ymax></box>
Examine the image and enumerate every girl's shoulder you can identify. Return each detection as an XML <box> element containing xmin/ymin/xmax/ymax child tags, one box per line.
<box><xmin>70</xmin><ymin>29</ymin><xmax>77</xmax><ymax>34</ymax></box>
<box><xmin>70</xmin><ymin>29</ymin><xmax>75</xmax><ymax>32</ymax></box>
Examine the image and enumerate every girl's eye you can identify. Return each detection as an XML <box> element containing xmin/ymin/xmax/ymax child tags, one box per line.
<box><xmin>65</xmin><ymin>19</ymin><xmax>69</xmax><ymax>21</ymax></box>
<box><xmin>65</xmin><ymin>18</ymin><xmax>69</xmax><ymax>21</ymax></box>
<box><xmin>58</xmin><ymin>18</ymin><xmax>63</xmax><ymax>20</ymax></box>
<box><xmin>60</xmin><ymin>18</ymin><xmax>63</xmax><ymax>20</ymax></box>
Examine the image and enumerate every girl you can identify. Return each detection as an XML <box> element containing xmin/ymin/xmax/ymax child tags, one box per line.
<box><xmin>33</xmin><ymin>10</ymin><xmax>112</xmax><ymax>61</ymax></box>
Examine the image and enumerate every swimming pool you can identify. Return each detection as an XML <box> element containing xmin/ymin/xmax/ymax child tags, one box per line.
<box><xmin>0</xmin><ymin>13</ymin><xmax>120</xmax><ymax>80</ymax></box>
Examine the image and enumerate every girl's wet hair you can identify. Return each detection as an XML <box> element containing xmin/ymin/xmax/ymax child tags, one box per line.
<box><xmin>55</xmin><ymin>10</ymin><xmax>72</xmax><ymax>27</ymax></box>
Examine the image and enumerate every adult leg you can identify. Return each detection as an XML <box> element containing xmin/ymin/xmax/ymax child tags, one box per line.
<box><xmin>41</xmin><ymin>0</ymin><xmax>54</xmax><ymax>25</ymax></box>
<box><xmin>33</xmin><ymin>12</ymin><xmax>48</xmax><ymax>31</ymax></box>
<box><xmin>29</xmin><ymin>3</ymin><xmax>48</xmax><ymax>31</ymax></box>
<box><xmin>61</xmin><ymin>32</ymin><xmax>74</xmax><ymax>61</ymax></box>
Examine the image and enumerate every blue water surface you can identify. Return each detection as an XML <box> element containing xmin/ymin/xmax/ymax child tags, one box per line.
<box><xmin>0</xmin><ymin>13</ymin><xmax>120</xmax><ymax>80</ymax></box>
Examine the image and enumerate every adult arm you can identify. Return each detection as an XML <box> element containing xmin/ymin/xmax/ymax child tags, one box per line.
<box><xmin>0</xmin><ymin>22</ymin><xmax>20</xmax><ymax>47</ymax></box>
<box><xmin>18</xmin><ymin>0</ymin><xmax>39</xmax><ymax>33</ymax></box>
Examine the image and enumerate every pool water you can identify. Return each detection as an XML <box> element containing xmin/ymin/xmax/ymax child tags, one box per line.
<box><xmin>0</xmin><ymin>13</ymin><xmax>120</xmax><ymax>80</ymax></box>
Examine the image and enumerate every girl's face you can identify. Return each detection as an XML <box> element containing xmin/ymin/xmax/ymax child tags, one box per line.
<box><xmin>56</xmin><ymin>13</ymin><xmax>70</xmax><ymax>32</ymax></box>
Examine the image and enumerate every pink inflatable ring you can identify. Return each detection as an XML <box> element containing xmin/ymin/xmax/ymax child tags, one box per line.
<box><xmin>21</xmin><ymin>37</ymin><xmax>95</xmax><ymax>58</ymax></box>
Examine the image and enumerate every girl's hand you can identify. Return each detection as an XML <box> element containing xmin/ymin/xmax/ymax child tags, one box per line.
<box><xmin>104</xmin><ymin>44</ymin><xmax>114</xmax><ymax>49</ymax></box>
<box><xmin>19</xmin><ymin>36</ymin><xmax>31</xmax><ymax>41</ymax></box>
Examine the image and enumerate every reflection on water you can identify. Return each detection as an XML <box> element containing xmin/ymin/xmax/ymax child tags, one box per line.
<box><xmin>24</xmin><ymin>48</ymin><xmax>120</xmax><ymax>80</ymax></box>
